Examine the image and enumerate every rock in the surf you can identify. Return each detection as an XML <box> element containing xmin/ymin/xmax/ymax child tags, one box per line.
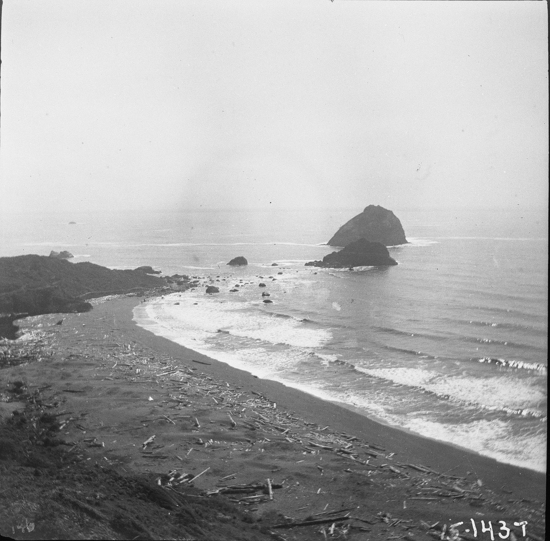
<box><xmin>306</xmin><ymin>238</ymin><xmax>397</xmax><ymax>268</ymax></box>
<box><xmin>328</xmin><ymin>205</ymin><xmax>407</xmax><ymax>247</ymax></box>
<box><xmin>227</xmin><ymin>256</ymin><xmax>248</xmax><ymax>266</ymax></box>
<box><xmin>205</xmin><ymin>286</ymin><xmax>220</xmax><ymax>294</ymax></box>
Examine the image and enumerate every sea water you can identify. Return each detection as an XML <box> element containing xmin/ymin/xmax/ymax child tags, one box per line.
<box><xmin>1</xmin><ymin>207</ymin><xmax>547</xmax><ymax>472</ymax></box>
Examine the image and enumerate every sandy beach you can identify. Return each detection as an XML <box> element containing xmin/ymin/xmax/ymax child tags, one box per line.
<box><xmin>0</xmin><ymin>294</ymin><xmax>545</xmax><ymax>541</ymax></box>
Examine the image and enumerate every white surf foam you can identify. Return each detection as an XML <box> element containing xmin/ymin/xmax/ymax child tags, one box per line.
<box><xmin>406</xmin><ymin>237</ymin><xmax>440</xmax><ymax>247</ymax></box>
<box><xmin>138</xmin><ymin>294</ymin><xmax>331</xmax><ymax>349</ymax></box>
<box><xmin>310</xmin><ymin>384</ymin><xmax>547</xmax><ymax>473</ymax></box>
<box><xmin>356</xmin><ymin>367</ymin><xmax>546</xmax><ymax>417</ymax></box>
<box><xmin>404</xmin><ymin>418</ymin><xmax>546</xmax><ymax>473</ymax></box>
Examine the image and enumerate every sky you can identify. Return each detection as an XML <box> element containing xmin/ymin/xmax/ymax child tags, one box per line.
<box><xmin>0</xmin><ymin>0</ymin><xmax>548</xmax><ymax>213</ymax></box>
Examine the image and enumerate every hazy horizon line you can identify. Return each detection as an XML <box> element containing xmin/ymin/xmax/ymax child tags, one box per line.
<box><xmin>2</xmin><ymin>205</ymin><xmax>548</xmax><ymax>215</ymax></box>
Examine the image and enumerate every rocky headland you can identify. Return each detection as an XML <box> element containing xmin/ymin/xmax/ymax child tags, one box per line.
<box><xmin>0</xmin><ymin>255</ymin><xmax>182</xmax><ymax>336</ymax></box>
<box><xmin>306</xmin><ymin>238</ymin><xmax>397</xmax><ymax>268</ymax></box>
<box><xmin>328</xmin><ymin>205</ymin><xmax>407</xmax><ymax>247</ymax></box>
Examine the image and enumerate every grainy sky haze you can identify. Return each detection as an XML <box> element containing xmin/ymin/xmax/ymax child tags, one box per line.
<box><xmin>0</xmin><ymin>0</ymin><xmax>547</xmax><ymax>212</ymax></box>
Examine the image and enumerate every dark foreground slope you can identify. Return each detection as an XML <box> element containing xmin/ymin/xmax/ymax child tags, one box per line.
<box><xmin>0</xmin><ymin>382</ymin><xmax>273</xmax><ymax>541</ymax></box>
<box><xmin>0</xmin><ymin>255</ymin><xmax>165</xmax><ymax>320</ymax></box>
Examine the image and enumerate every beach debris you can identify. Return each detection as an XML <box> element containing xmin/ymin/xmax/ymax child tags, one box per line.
<box><xmin>404</xmin><ymin>463</ymin><xmax>433</xmax><ymax>474</ymax></box>
<box><xmin>272</xmin><ymin>515</ymin><xmax>352</xmax><ymax>529</ymax></box>
<box><xmin>386</xmin><ymin>465</ymin><xmax>406</xmax><ymax>476</ymax></box>
<box><xmin>157</xmin><ymin>470</ymin><xmax>195</xmax><ymax>487</ymax></box>
<box><xmin>84</xmin><ymin>437</ymin><xmax>104</xmax><ymax>448</ymax></box>
<box><xmin>191</xmin><ymin>467</ymin><xmax>210</xmax><ymax>483</ymax></box>
<box><xmin>156</xmin><ymin>368</ymin><xmax>179</xmax><ymax>377</ymax></box>
<box><xmin>148</xmin><ymin>396</ymin><xmax>154</xmax><ymax>401</ymax></box>
<box><xmin>142</xmin><ymin>435</ymin><xmax>156</xmax><ymax>449</ymax></box>
<box><xmin>207</xmin><ymin>480</ymin><xmax>282</xmax><ymax>497</ymax></box>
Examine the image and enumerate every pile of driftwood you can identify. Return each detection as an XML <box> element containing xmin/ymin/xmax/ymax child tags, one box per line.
<box><xmin>48</xmin><ymin>334</ymin><xmax>535</xmax><ymax>515</ymax></box>
<box><xmin>0</xmin><ymin>324</ymin><xmax>54</xmax><ymax>368</ymax></box>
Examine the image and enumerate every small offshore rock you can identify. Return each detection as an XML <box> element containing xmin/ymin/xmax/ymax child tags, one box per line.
<box><xmin>205</xmin><ymin>286</ymin><xmax>220</xmax><ymax>294</ymax></box>
<box><xmin>227</xmin><ymin>256</ymin><xmax>248</xmax><ymax>266</ymax></box>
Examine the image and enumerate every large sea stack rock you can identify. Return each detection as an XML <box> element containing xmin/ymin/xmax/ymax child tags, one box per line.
<box><xmin>328</xmin><ymin>205</ymin><xmax>407</xmax><ymax>247</ymax></box>
<box><xmin>306</xmin><ymin>238</ymin><xmax>397</xmax><ymax>268</ymax></box>
<box><xmin>227</xmin><ymin>256</ymin><xmax>248</xmax><ymax>266</ymax></box>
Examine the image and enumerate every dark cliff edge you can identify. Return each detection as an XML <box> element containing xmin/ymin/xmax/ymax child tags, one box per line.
<box><xmin>0</xmin><ymin>255</ymin><xmax>169</xmax><ymax>338</ymax></box>
<box><xmin>328</xmin><ymin>205</ymin><xmax>408</xmax><ymax>247</ymax></box>
<box><xmin>306</xmin><ymin>238</ymin><xmax>398</xmax><ymax>268</ymax></box>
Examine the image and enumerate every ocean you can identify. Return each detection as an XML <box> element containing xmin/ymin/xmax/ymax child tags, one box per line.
<box><xmin>1</xmin><ymin>207</ymin><xmax>547</xmax><ymax>472</ymax></box>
